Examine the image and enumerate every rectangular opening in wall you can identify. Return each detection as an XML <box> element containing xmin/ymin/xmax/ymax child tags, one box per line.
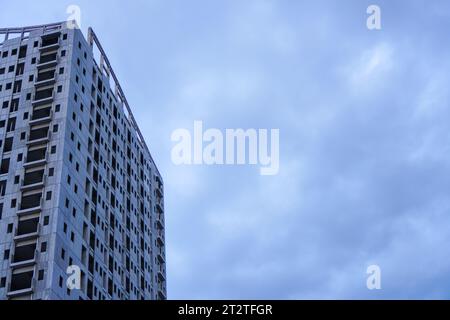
<box><xmin>10</xmin><ymin>98</ymin><xmax>19</xmax><ymax>113</ymax></box>
<box><xmin>13</xmin><ymin>80</ymin><xmax>22</xmax><ymax>93</ymax></box>
<box><xmin>34</xmin><ymin>87</ymin><xmax>53</xmax><ymax>101</ymax></box>
<box><xmin>36</xmin><ymin>69</ymin><xmax>55</xmax><ymax>82</ymax></box>
<box><xmin>39</xmin><ymin>52</ymin><xmax>57</xmax><ymax>65</ymax></box>
<box><xmin>3</xmin><ymin>137</ymin><xmax>13</xmax><ymax>153</ymax></box>
<box><xmin>17</xmin><ymin>214</ymin><xmax>40</xmax><ymax>236</ymax></box>
<box><xmin>23</xmin><ymin>166</ymin><xmax>45</xmax><ymax>186</ymax></box>
<box><xmin>20</xmin><ymin>190</ymin><xmax>42</xmax><ymax>210</ymax></box>
<box><xmin>29</xmin><ymin>124</ymin><xmax>49</xmax><ymax>141</ymax></box>
<box><xmin>41</xmin><ymin>32</ymin><xmax>60</xmax><ymax>47</ymax></box>
<box><xmin>31</xmin><ymin>104</ymin><xmax>51</xmax><ymax>120</ymax></box>
<box><xmin>0</xmin><ymin>180</ymin><xmax>6</xmax><ymax>196</ymax></box>
<box><xmin>18</xmin><ymin>45</ymin><xmax>27</xmax><ymax>59</ymax></box>
<box><xmin>26</xmin><ymin>145</ymin><xmax>47</xmax><ymax>163</ymax></box>
<box><xmin>9</xmin><ymin>267</ymin><xmax>34</xmax><ymax>292</ymax></box>
<box><xmin>0</xmin><ymin>158</ymin><xmax>10</xmax><ymax>175</ymax></box>
<box><xmin>7</xmin><ymin>117</ymin><xmax>16</xmax><ymax>132</ymax></box>
<box><xmin>13</xmin><ymin>240</ymin><xmax>37</xmax><ymax>263</ymax></box>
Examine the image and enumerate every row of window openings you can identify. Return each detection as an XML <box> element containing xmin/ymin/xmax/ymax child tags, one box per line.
<box><xmin>0</xmin><ymin>269</ymin><xmax>46</xmax><ymax>290</ymax></box>
<box><xmin>0</xmin><ymin>64</ymin><xmax>64</xmax><ymax>80</ymax></box>
<box><xmin>0</xmin><ymin>45</ymin><xmax>27</xmax><ymax>59</ymax></box>
<box><xmin>0</xmin><ymin>81</ymin><xmax>64</xmax><ymax>98</ymax></box>
<box><xmin>0</xmin><ymin>169</ymin><xmax>55</xmax><ymax>201</ymax></box>
<box><xmin>0</xmin><ymin>104</ymin><xmax>61</xmax><ymax>126</ymax></box>
<box><xmin>80</xmin><ymin>130</ymin><xmax>155</xmax><ymax>208</ymax></box>
<box><xmin>0</xmin><ymin>49</ymin><xmax>66</xmax><ymax>76</ymax></box>
<box><xmin>0</xmin><ymin>124</ymin><xmax>58</xmax><ymax>152</ymax></box>
<box><xmin>0</xmin><ymin>271</ymin><xmax>88</xmax><ymax>298</ymax></box>
<box><xmin>0</xmin><ymin>47</ymin><xmax>65</xmax><ymax>98</ymax></box>
<box><xmin>0</xmin><ymin>232</ymin><xmax>48</xmax><ymax>289</ymax></box>
<box><xmin>0</xmin><ymin>158</ymin><xmax>54</xmax><ymax>178</ymax></box>
<box><xmin>3</xmin><ymin>214</ymin><xmax>50</xmax><ymax>234</ymax></box>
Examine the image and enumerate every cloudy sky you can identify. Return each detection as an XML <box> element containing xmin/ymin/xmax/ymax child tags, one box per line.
<box><xmin>2</xmin><ymin>0</ymin><xmax>450</xmax><ymax>299</ymax></box>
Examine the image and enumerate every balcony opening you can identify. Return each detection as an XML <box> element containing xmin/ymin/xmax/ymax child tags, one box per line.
<box><xmin>23</xmin><ymin>167</ymin><xmax>45</xmax><ymax>186</ymax></box>
<box><xmin>39</xmin><ymin>52</ymin><xmax>57</xmax><ymax>64</ymax></box>
<box><xmin>41</xmin><ymin>34</ymin><xmax>59</xmax><ymax>47</ymax></box>
<box><xmin>29</xmin><ymin>125</ymin><xmax>49</xmax><ymax>141</ymax></box>
<box><xmin>9</xmin><ymin>269</ymin><xmax>34</xmax><ymax>292</ymax></box>
<box><xmin>0</xmin><ymin>158</ymin><xmax>10</xmax><ymax>175</ymax></box>
<box><xmin>31</xmin><ymin>105</ymin><xmax>51</xmax><ymax>120</ymax></box>
<box><xmin>34</xmin><ymin>88</ymin><xmax>53</xmax><ymax>101</ymax></box>
<box><xmin>13</xmin><ymin>241</ymin><xmax>37</xmax><ymax>263</ymax></box>
<box><xmin>26</xmin><ymin>146</ymin><xmax>47</xmax><ymax>163</ymax></box>
<box><xmin>36</xmin><ymin>69</ymin><xmax>55</xmax><ymax>82</ymax></box>
<box><xmin>20</xmin><ymin>191</ymin><xmax>42</xmax><ymax>210</ymax></box>
<box><xmin>17</xmin><ymin>216</ymin><xmax>39</xmax><ymax>236</ymax></box>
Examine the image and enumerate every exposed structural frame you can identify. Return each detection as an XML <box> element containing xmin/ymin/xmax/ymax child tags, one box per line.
<box><xmin>1</xmin><ymin>21</ymin><xmax>160</xmax><ymax>175</ymax></box>
<box><xmin>86</xmin><ymin>27</ymin><xmax>158</xmax><ymax>168</ymax></box>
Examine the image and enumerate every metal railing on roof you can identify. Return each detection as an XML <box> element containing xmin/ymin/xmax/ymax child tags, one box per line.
<box><xmin>0</xmin><ymin>21</ymin><xmax>64</xmax><ymax>44</ymax></box>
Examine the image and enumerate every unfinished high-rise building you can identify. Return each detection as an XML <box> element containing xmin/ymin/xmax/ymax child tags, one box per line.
<box><xmin>0</xmin><ymin>22</ymin><xmax>166</xmax><ymax>300</ymax></box>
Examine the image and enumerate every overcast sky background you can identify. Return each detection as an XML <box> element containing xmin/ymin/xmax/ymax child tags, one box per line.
<box><xmin>2</xmin><ymin>0</ymin><xmax>450</xmax><ymax>299</ymax></box>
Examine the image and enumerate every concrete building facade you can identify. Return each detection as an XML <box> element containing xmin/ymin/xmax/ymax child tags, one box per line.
<box><xmin>0</xmin><ymin>22</ymin><xmax>166</xmax><ymax>300</ymax></box>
